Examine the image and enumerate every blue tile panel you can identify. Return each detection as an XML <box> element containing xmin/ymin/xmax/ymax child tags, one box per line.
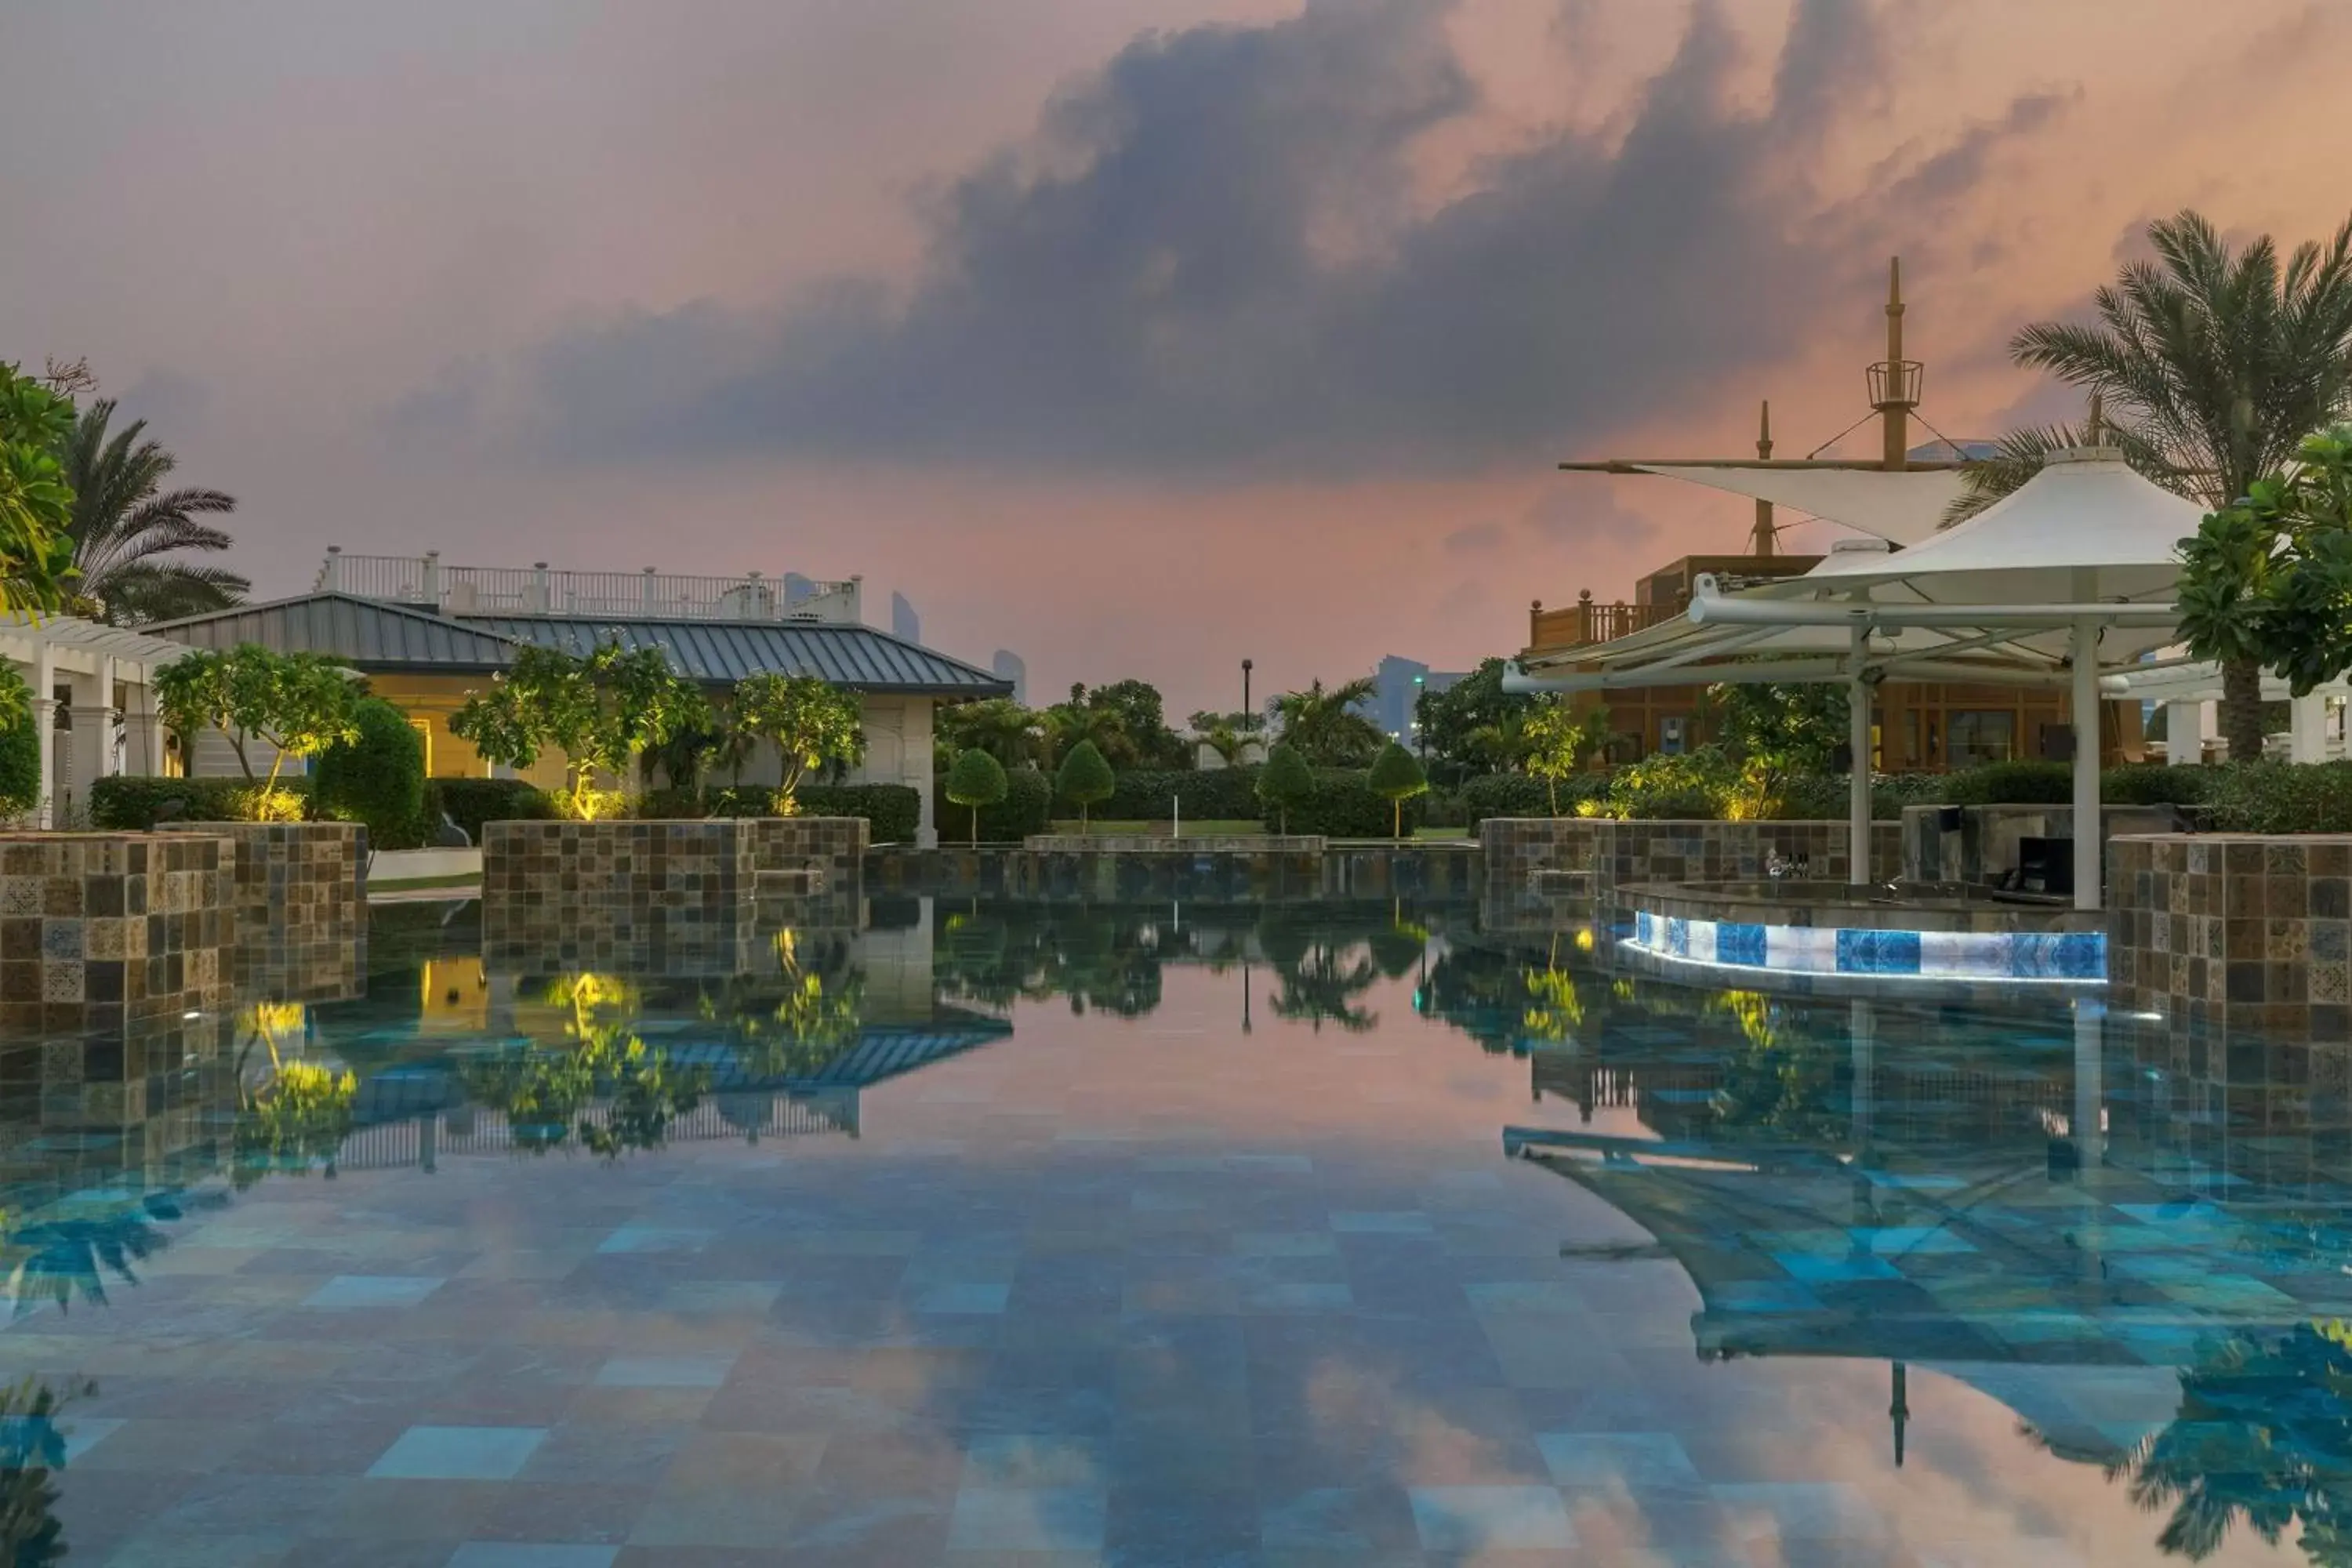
<box><xmin>1624</xmin><ymin>909</ymin><xmax>2105</xmax><ymax>982</ymax></box>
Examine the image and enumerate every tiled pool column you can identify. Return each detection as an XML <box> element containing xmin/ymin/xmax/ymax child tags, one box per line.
<box><xmin>1628</xmin><ymin>908</ymin><xmax>2105</xmax><ymax>982</ymax></box>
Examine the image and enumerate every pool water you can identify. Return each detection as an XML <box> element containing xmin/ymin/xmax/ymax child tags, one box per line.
<box><xmin>2</xmin><ymin>895</ymin><xmax>2343</xmax><ymax>1566</ymax></box>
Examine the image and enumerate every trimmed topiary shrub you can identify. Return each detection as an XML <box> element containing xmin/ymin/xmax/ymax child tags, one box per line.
<box><xmin>2205</xmin><ymin>762</ymin><xmax>2352</xmax><ymax>834</ymax></box>
<box><xmin>1255</xmin><ymin>744</ymin><xmax>1315</xmax><ymax>834</ymax></box>
<box><xmin>944</xmin><ymin>750</ymin><xmax>1009</xmax><ymax>847</ymax></box>
<box><xmin>1367</xmin><ymin>741</ymin><xmax>1428</xmax><ymax>839</ymax></box>
<box><xmin>89</xmin><ymin>775</ymin><xmax>317</xmax><ymax>829</ymax></box>
<box><xmin>426</xmin><ymin>778</ymin><xmax>557</xmax><ymax>843</ymax></box>
<box><xmin>935</xmin><ymin>765</ymin><xmax>1053</xmax><ymax>843</ymax></box>
<box><xmin>1055</xmin><ymin>741</ymin><xmax>1116</xmax><ymax>831</ymax></box>
<box><xmin>314</xmin><ymin>698</ymin><xmax>428</xmax><ymax>848</ymax></box>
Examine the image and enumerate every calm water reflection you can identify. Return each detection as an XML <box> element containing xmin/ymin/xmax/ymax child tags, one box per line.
<box><xmin>0</xmin><ymin>895</ymin><xmax>2343</xmax><ymax>1564</ymax></box>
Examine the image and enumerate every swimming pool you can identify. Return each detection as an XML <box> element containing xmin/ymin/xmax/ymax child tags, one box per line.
<box><xmin>1</xmin><ymin>895</ymin><xmax>2338</xmax><ymax>1564</ymax></box>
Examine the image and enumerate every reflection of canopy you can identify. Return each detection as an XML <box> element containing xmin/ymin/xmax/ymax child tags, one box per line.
<box><xmin>1622</xmin><ymin>463</ymin><xmax>1969</xmax><ymax>546</ymax></box>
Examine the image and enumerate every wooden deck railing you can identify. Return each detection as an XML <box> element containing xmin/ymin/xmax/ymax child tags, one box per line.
<box><xmin>1527</xmin><ymin>596</ymin><xmax>1682</xmax><ymax>652</ymax></box>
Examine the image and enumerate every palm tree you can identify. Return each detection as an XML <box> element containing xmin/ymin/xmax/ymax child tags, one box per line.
<box><xmin>59</xmin><ymin>400</ymin><xmax>248</xmax><ymax>624</ymax></box>
<box><xmin>1272</xmin><ymin>677</ymin><xmax>1385</xmax><ymax>766</ymax></box>
<box><xmin>939</xmin><ymin>698</ymin><xmax>1044</xmax><ymax>769</ymax></box>
<box><xmin>1954</xmin><ymin>210</ymin><xmax>2352</xmax><ymax>758</ymax></box>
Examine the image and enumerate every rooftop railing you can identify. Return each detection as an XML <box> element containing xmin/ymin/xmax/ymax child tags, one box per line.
<box><xmin>316</xmin><ymin>550</ymin><xmax>863</xmax><ymax>624</ymax></box>
<box><xmin>1527</xmin><ymin>593</ymin><xmax>1682</xmax><ymax>652</ymax></box>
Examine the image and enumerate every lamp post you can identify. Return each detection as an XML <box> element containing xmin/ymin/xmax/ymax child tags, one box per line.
<box><xmin>1242</xmin><ymin>659</ymin><xmax>1254</xmax><ymax>731</ymax></box>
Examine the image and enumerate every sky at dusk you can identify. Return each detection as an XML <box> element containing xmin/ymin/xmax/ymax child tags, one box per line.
<box><xmin>5</xmin><ymin>0</ymin><xmax>2350</xmax><ymax>715</ymax></box>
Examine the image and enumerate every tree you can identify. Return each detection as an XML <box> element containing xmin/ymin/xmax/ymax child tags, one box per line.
<box><xmin>0</xmin><ymin>667</ymin><xmax>37</xmax><ymax>818</ymax></box>
<box><xmin>1273</xmin><ymin>677</ymin><xmax>1384</xmax><ymax>766</ymax></box>
<box><xmin>1188</xmin><ymin>710</ymin><xmax>1255</xmax><ymax>766</ymax></box>
<box><xmin>1521</xmin><ymin>697</ymin><xmax>1610</xmax><ymax>816</ymax></box>
<box><xmin>449</xmin><ymin>642</ymin><xmax>706</xmax><ymax>819</ymax></box>
<box><xmin>1256</xmin><ymin>742</ymin><xmax>1313</xmax><ymax>833</ymax></box>
<box><xmin>2178</xmin><ymin>425</ymin><xmax>2352</xmax><ymax>759</ymax></box>
<box><xmin>1957</xmin><ymin>209</ymin><xmax>2352</xmax><ymax>751</ymax></box>
<box><xmin>1367</xmin><ymin>740</ymin><xmax>1428</xmax><ymax>840</ymax></box>
<box><xmin>1079</xmin><ymin>679</ymin><xmax>1188</xmax><ymax>768</ymax></box>
<box><xmin>729</xmin><ymin>673</ymin><xmax>866</xmax><ymax>813</ymax></box>
<box><xmin>0</xmin><ymin>362</ymin><xmax>81</xmax><ymax>620</ymax></box>
<box><xmin>313</xmin><ymin>695</ymin><xmax>426</xmax><ymax>846</ymax></box>
<box><xmin>1414</xmin><ymin>658</ymin><xmax>1531</xmax><ymax>784</ymax></box>
<box><xmin>1054</xmin><ymin>739</ymin><xmax>1115</xmax><ymax>833</ymax></box>
<box><xmin>154</xmin><ymin>644</ymin><xmax>361</xmax><ymax>797</ymax></box>
<box><xmin>945</xmin><ymin>748</ymin><xmax>1008</xmax><ymax>846</ymax></box>
<box><xmin>57</xmin><ymin>399</ymin><xmax>247</xmax><ymax>624</ymax></box>
<box><xmin>1708</xmin><ymin>680</ymin><xmax>1849</xmax><ymax>818</ymax></box>
<box><xmin>938</xmin><ymin>698</ymin><xmax>1043</xmax><ymax>768</ymax></box>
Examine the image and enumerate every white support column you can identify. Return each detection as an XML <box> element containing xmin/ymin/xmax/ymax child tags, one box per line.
<box><xmin>32</xmin><ymin>645</ymin><xmax>55</xmax><ymax>829</ymax></box>
<box><xmin>1848</xmin><ymin>623</ymin><xmax>1872</xmax><ymax>887</ymax></box>
<box><xmin>2073</xmin><ymin>999</ymin><xmax>2104</xmax><ymax>1171</ymax></box>
<box><xmin>2165</xmin><ymin>699</ymin><xmax>2211</xmax><ymax>765</ymax></box>
<box><xmin>2071</xmin><ymin>618</ymin><xmax>2100</xmax><ymax>912</ymax></box>
<box><xmin>2290</xmin><ymin>691</ymin><xmax>2329</xmax><ymax>764</ymax></box>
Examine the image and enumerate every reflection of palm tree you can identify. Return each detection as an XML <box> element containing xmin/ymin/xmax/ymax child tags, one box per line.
<box><xmin>1266</xmin><ymin>940</ymin><xmax>1379</xmax><ymax>1033</ymax></box>
<box><xmin>1</xmin><ymin>1374</ymin><xmax>95</xmax><ymax>1565</ymax></box>
<box><xmin>2</xmin><ymin>1189</ymin><xmax>224</xmax><ymax>1316</ymax></box>
<box><xmin>2106</xmin><ymin>1323</ymin><xmax>2352</xmax><ymax>1563</ymax></box>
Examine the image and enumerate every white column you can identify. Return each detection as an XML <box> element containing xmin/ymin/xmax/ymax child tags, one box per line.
<box><xmin>96</xmin><ymin>655</ymin><xmax>118</xmax><ymax>777</ymax></box>
<box><xmin>32</xmin><ymin>645</ymin><xmax>55</xmax><ymax>829</ymax></box>
<box><xmin>1848</xmin><ymin>623</ymin><xmax>1872</xmax><ymax>887</ymax></box>
<box><xmin>2290</xmin><ymin>691</ymin><xmax>2328</xmax><ymax>764</ymax></box>
<box><xmin>2073</xmin><ymin>999</ymin><xmax>2104</xmax><ymax>1171</ymax></box>
<box><xmin>907</xmin><ymin>697</ymin><xmax>938</xmax><ymax>848</ymax></box>
<box><xmin>2165</xmin><ymin>699</ymin><xmax>2211</xmax><ymax>765</ymax></box>
<box><xmin>2071</xmin><ymin>619</ymin><xmax>2100</xmax><ymax>912</ymax></box>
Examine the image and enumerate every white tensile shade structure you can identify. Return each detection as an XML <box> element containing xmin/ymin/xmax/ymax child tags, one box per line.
<box><xmin>1682</xmin><ymin>447</ymin><xmax>2203</xmax><ymax>909</ymax></box>
<box><xmin>1617</xmin><ymin>463</ymin><xmax>1969</xmax><ymax>547</ymax></box>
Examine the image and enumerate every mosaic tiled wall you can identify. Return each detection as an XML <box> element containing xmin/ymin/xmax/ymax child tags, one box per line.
<box><xmin>866</xmin><ymin>844</ymin><xmax>1474</xmax><ymax>902</ymax></box>
<box><xmin>1628</xmin><ymin>908</ymin><xmax>2104</xmax><ymax>982</ymax></box>
<box><xmin>746</xmin><ymin>815</ymin><xmax>869</xmax><ymax>890</ymax></box>
<box><xmin>482</xmin><ymin>819</ymin><xmax>756</xmax><ymax>972</ymax></box>
<box><xmin>0</xmin><ymin>833</ymin><xmax>233</xmax><ymax>1036</ymax></box>
<box><xmin>2110</xmin><ymin>833</ymin><xmax>2352</xmax><ymax>1038</ymax></box>
<box><xmin>1478</xmin><ymin>818</ymin><xmax>1900</xmax><ymax>896</ymax></box>
<box><xmin>1900</xmin><ymin>804</ymin><xmax>2183</xmax><ymax>888</ymax></box>
<box><xmin>165</xmin><ymin>822</ymin><xmax>364</xmax><ymax>1000</ymax></box>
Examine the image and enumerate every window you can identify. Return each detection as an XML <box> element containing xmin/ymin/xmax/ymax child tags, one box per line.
<box><xmin>1947</xmin><ymin>710</ymin><xmax>2015</xmax><ymax>768</ymax></box>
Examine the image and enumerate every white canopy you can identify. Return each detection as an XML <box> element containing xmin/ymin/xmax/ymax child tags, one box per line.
<box><xmin>1629</xmin><ymin>463</ymin><xmax>1969</xmax><ymax>546</ymax></box>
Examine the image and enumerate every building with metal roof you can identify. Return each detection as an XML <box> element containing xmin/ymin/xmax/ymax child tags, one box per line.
<box><xmin>146</xmin><ymin>575</ymin><xmax>1014</xmax><ymax>845</ymax></box>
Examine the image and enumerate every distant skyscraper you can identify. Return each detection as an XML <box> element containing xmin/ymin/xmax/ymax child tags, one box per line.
<box><xmin>1362</xmin><ymin>655</ymin><xmax>1467</xmax><ymax>742</ymax></box>
<box><xmin>990</xmin><ymin>649</ymin><xmax>1028</xmax><ymax>706</ymax></box>
<box><xmin>891</xmin><ymin>592</ymin><xmax>921</xmax><ymax>644</ymax></box>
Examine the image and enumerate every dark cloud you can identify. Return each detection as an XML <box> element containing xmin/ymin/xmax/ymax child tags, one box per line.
<box><xmin>1441</xmin><ymin>521</ymin><xmax>1505</xmax><ymax>555</ymax></box>
<box><xmin>450</xmin><ymin>0</ymin><xmax>2067</xmax><ymax>481</ymax></box>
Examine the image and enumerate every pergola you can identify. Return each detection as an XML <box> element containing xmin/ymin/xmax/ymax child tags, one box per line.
<box><xmin>1512</xmin><ymin>446</ymin><xmax>2204</xmax><ymax>910</ymax></box>
<box><xmin>2</xmin><ymin>613</ymin><xmax>194</xmax><ymax>827</ymax></box>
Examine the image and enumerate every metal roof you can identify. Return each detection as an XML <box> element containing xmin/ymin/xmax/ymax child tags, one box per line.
<box><xmin>465</xmin><ymin>613</ymin><xmax>1011</xmax><ymax>695</ymax></box>
<box><xmin>144</xmin><ymin>592</ymin><xmax>519</xmax><ymax>672</ymax></box>
<box><xmin>144</xmin><ymin>594</ymin><xmax>1012</xmax><ymax>695</ymax></box>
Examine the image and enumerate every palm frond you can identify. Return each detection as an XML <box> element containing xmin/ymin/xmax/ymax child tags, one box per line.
<box><xmin>59</xmin><ymin>398</ymin><xmax>243</xmax><ymax>608</ymax></box>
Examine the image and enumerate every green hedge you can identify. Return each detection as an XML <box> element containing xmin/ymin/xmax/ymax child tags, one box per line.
<box><xmin>89</xmin><ymin>775</ymin><xmax>314</xmax><ymax>830</ymax></box>
<box><xmin>426</xmin><ymin>778</ymin><xmax>556</xmax><ymax>843</ymax></box>
<box><xmin>642</xmin><ymin>782</ymin><xmax>921</xmax><ymax>843</ymax></box>
<box><xmin>1259</xmin><ymin>769</ymin><xmax>1425</xmax><ymax>838</ymax></box>
<box><xmin>797</xmin><ymin>784</ymin><xmax>922</xmax><ymax>844</ymax></box>
<box><xmin>938</xmin><ymin>767</ymin><xmax>1052</xmax><ymax>843</ymax></box>
<box><xmin>2205</xmin><ymin>762</ymin><xmax>2352</xmax><ymax>834</ymax></box>
<box><xmin>1940</xmin><ymin>760</ymin><xmax>2072</xmax><ymax>805</ymax></box>
<box><xmin>2101</xmin><ymin>763</ymin><xmax>2217</xmax><ymax>807</ymax></box>
<box><xmin>1456</xmin><ymin>772</ymin><xmax>1615</xmax><ymax>826</ymax></box>
<box><xmin>0</xmin><ymin>714</ymin><xmax>37</xmax><ymax>818</ymax></box>
<box><xmin>1100</xmin><ymin>766</ymin><xmax>1264</xmax><ymax>822</ymax></box>
<box><xmin>314</xmin><ymin>698</ymin><xmax>429</xmax><ymax>849</ymax></box>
